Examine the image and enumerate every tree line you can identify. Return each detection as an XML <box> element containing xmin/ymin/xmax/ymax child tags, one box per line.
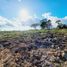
<box><xmin>31</xmin><ymin>18</ymin><xmax>67</xmax><ymax>29</ymax></box>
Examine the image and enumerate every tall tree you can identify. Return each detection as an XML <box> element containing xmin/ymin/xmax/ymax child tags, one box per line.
<box><xmin>56</xmin><ymin>20</ymin><xmax>67</xmax><ymax>29</ymax></box>
<box><xmin>40</xmin><ymin>19</ymin><xmax>52</xmax><ymax>29</ymax></box>
<box><xmin>47</xmin><ymin>19</ymin><xmax>52</xmax><ymax>29</ymax></box>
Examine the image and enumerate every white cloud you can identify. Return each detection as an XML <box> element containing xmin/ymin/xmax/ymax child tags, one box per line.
<box><xmin>42</xmin><ymin>12</ymin><xmax>67</xmax><ymax>28</ymax></box>
<box><xmin>42</xmin><ymin>12</ymin><xmax>51</xmax><ymax>18</ymax></box>
<box><xmin>0</xmin><ymin>8</ymin><xmax>40</xmax><ymax>31</ymax></box>
<box><xmin>14</xmin><ymin>9</ymin><xmax>39</xmax><ymax>27</ymax></box>
<box><xmin>63</xmin><ymin>16</ymin><xmax>67</xmax><ymax>19</ymax></box>
<box><xmin>0</xmin><ymin>12</ymin><xmax>67</xmax><ymax>31</ymax></box>
<box><xmin>42</xmin><ymin>12</ymin><xmax>58</xmax><ymax>27</ymax></box>
<box><xmin>0</xmin><ymin>14</ymin><xmax>38</xmax><ymax>31</ymax></box>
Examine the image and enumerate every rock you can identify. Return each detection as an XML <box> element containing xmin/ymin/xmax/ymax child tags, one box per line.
<box><xmin>0</xmin><ymin>48</ymin><xmax>16</xmax><ymax>67</ymax></box>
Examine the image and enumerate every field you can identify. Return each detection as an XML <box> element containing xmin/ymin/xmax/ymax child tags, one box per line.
<box><xmin>0</xmin><ymin>29</ymin><xmax>67</xmax><ymax>67</ymax></box>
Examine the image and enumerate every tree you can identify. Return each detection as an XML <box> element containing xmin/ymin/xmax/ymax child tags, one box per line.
<box><xmin>56</xmin><ymin>20</ymin><xmax>67</xmax><ymax>29</ymax></box>
<box><xmin>40</xmin><ymin>19</ymin><xmax>52</xmax><ymax>29</ymax></box>
<box><xmin>56</xmin><ymin>20</ymin><xmax>61</xmax><ymax>25</ymax></box>
<box><xmin>31</xmin><ymin>23</ymin><xmax>39</xmax><ymax>29</ymax></box>
<box><xmin>40</xmin><ymin>19</ymin><xmax>47</xmax><ymax>29</ymax></box>
<box><xmin>47</xmin><ymin>19</ymin><xmax>52</xmax><ymax>29</ymax></box>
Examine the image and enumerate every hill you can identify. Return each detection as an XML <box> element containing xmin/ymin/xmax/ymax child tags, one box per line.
<box><xmin>0</xmin><ymin>29</ymin><xmax>67</xmax><ymax>67</ymax></box>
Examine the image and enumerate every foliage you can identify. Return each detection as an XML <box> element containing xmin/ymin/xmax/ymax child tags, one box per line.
<box><xmin>56</xmin><ymin>20</ymin><xmax>67</xmax><ymax>29</ymax></box>
<box><xmin>31</xmin><ymin>23</ymin><xmax>39</xmax><ymax>29</ymax></box>
<box><xmin>40</xmin><ymin>19</ymin><xmax>52</xmax><ymax>29</ymax></box>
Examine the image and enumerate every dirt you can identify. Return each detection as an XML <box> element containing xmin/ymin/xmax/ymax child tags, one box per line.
<box><xmin>0</xmin><ymin>31</ymin><xmax>67</xmax><ymax>67</ymax></box>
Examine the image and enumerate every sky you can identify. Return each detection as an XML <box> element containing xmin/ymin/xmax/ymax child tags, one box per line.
<box><xmin>0</xmin><ymin>0</ymin><xmax>67</xmax><ymax>31</ymax></box>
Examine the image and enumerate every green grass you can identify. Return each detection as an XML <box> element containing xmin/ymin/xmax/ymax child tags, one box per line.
<box><xmin>0</xmin><ymin>29</ymin><xmax>67</xmax><ymax>40</ymax></box>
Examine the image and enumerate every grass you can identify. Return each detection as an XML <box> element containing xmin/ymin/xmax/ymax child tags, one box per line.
<box><xmin>0</xmin><ymin>29</ymin><xmax>67</xmax><ymax>40</ymax></box>
<box><xmin>0</xmin><ymin>29</ymin><xmax>67</xmax><ymax>67</ymax></box>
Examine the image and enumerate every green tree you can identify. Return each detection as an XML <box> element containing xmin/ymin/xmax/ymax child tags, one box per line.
<box><xmin>56</xmin><ymin>20</ymin><xmax>67</xmax><ymax>29</ymax></box>
<box><xmin>31</xmin><ymin>23</ymin><xmax>39</xmax><ymax>29</ymax></box>
<box><xmin>56</xmin><ymin>20</ymin><xmax>63</xmax><ymax>29</ymax></box>
<box><xmin>40</xmin><ymin>19</ymin><xmax>52</xmax><ymax>29</ymax></box>
<box><xmin>56</xmin><ymin>20</ymin><xmax>61</xmax><ymax>25</ymax></box>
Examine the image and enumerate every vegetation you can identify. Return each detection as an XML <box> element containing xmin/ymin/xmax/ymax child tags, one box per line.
<box><xmin>31</xmin><ymin>23</ymin><xmax>39</xmax><ymax>29</ymax></box>
<box><xmin>0</xmin><ymin>16</ymin><xmax>67</xmax><ymax>67</ymax></box>
<box><xmin>0</xmin><ymin>29</ymin><xmax>67</xmax><ymax>67</ymax></box>
<box><xmin>56</xmin><ymin>20</ymin><xmax>67</xmax><ymax>29</ymax></box>
<box><xmin>31</xmin><ymin>18</ymin><xmax>67</xmax><ymax>30</ymax></box>
<box><xmin>40</xmin><ymin>19</ymin><xmax>52</xmax><ymax>29</ymax></box>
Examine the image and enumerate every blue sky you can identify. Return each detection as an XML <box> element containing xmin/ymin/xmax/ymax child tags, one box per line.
<box><xmin>0</xmin><ymin>0</ymin><xmax>67</xmax><ymax>30</ymax></box>
<box><xmin>0</xmin><ymin>0</ymin><xmax>67</xmax><ymax>18</ymax></box>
